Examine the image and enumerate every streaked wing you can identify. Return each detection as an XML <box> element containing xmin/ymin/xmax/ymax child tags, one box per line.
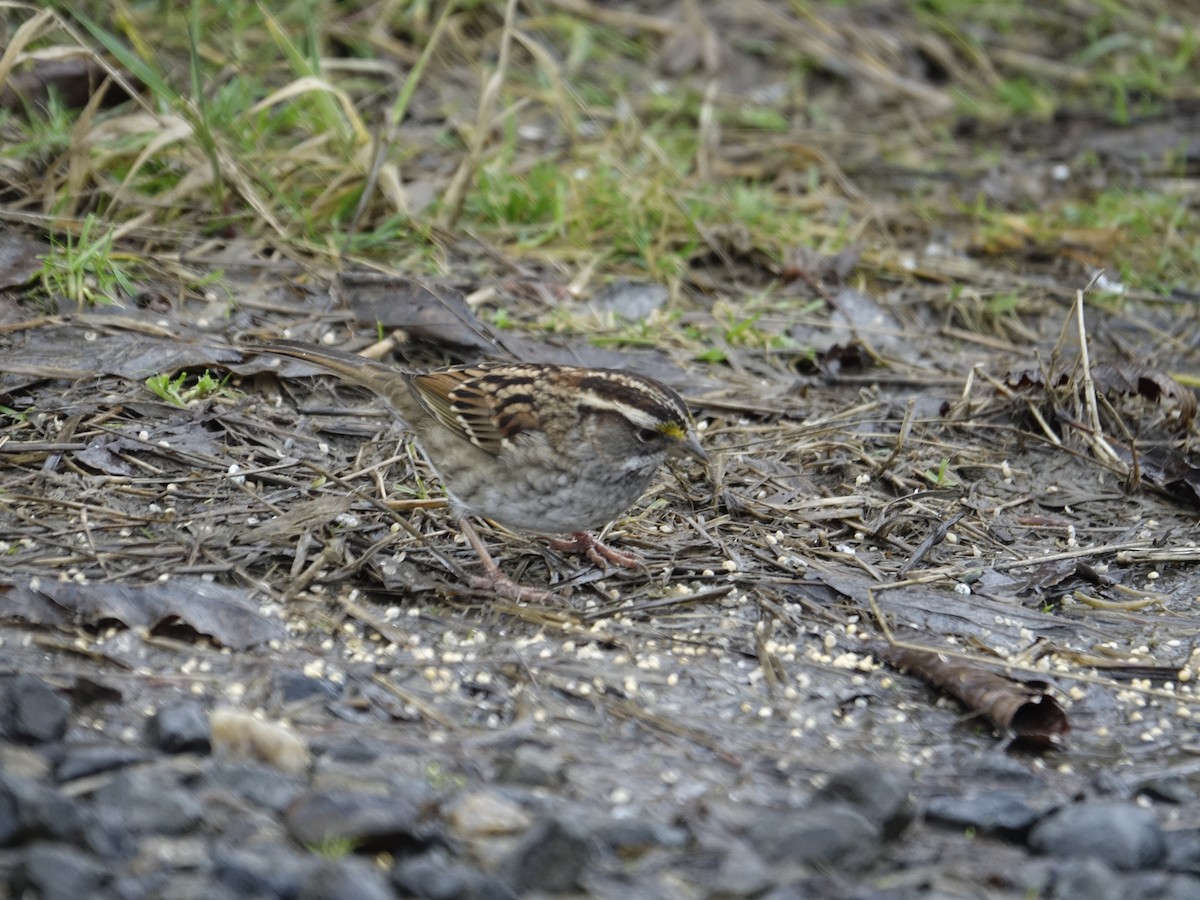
<box><xmin>408</xmin><ymin>367</ymin><xmax>540</xmax><ymax>456</ymax></box>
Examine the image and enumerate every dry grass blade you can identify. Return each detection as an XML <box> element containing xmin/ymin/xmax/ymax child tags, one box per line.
<box><xmin>438</xmin><ymin>0</ymin><xmax>518</xmax><ymax>228</ymax></box>
<box><xmin>579</xmin><ymin>584</ymin><xmax>735</xmax><ymax>621</ymax></box>
<box><xmin>1071</xmin><ymin>279</ymin><xmax>1121</xmax><ymax>468</ymax></box>
<box><xmin>343</xmin><ymin>0</ymin><xmax>459</xmax><ymax>236</ymax></box>
<box><xmin>743</xmin><ymin>0</ymin><xmax>953</xmax><ymax>110</ymax></box>
<box><xmin>371</xmin><ymin>673</ymin><xmax>459</xmax><ymax>730</ymax></box>
<box><xmin>0</xmin><ymin>6</ymin><xmax>56</xmax><ymax>93</ymax></box>
<box><xmin>543</xmin><ymin>0</ymin><xmax>674</xmax><ymax>34</ymax></box>
<box><xmin>510</xmin><ymin>30</ymin><xmax>578</xmax><ymax>145</ymax></box>
<box><xmin>260</xmin><ymin>6</ymin><xmax>360</xmax><ymax>144</ymax></box>
<box><xmin>107</xmin><ymin>115</ymin><xmax>195</xmax><ymax>211</ymax></box>
<box><xmin>249</xmin><ymin>77</ymin><xmax>369</xmax><ymax>145</ymax></box>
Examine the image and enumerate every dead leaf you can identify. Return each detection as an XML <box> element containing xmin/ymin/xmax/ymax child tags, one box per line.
<box><xmin>74</xmin><ymin>416</ymin><xmax>230</xmax><ymax>475</ymax></box>
<box><xmin>0</xmin><ymin>330</ymin><xmax>242</xmax><ymax>384</ymax></box>
<box><xmin>338</xmin><ymin>274</ymin><xmax>496</xmax><ymax>353</ymax></box>
<box><xmin>810</xmin><ymin>565</ymin><xmax>1075</xmax><ymax>655</ymax></box>
<box><xmin>780</xmin><ymin>243</ymin><xmax>863</xmax><ymax>285</ymax></box>
<box><xmin>810</xmin><ymin>341</ymin><xmax>874</xmax><ymax>376</ymax></box>
<box><xmin>241</xmin><ymin>495</ymin><xmax>354</xmax><ymax>543</ymax></box>
<box><xmin>0</xmin><ymin>234</ymin><xmax>51</xmax><ymax>289</ymax></box>
<box><xmin>1006</xmin><ymin>362</ymin><xmax>1195</xmax><ymax>428</ymax></box>
<box><xmin>1004</xmin><ymin>369</ymin><xmax>1068</xmax><ymax>391</ymax></box>
<box><xmin>877</xmin><ymin>643</ymin><xmax>1069</xmax><ymax>748</ymax></box>
<box><xmin>73</xmin><ymin>435</ymin><xmax>141</xmax><ymax>476</ymax></box>
<box><xmin>2</xmin><ymin>578</ymin><xmax>286</xmax><ymax>649</ymax></box>
<box><xmin>1091</xmin><ymin>364</ymin><xmax>1196</xmax><ymax>428</ymax></box>
<box><xmin>1111</xmin><ymin>441</ymin><xmax>1200</xmax><ymax>508</ymax></box>
<box><xmin>791</xmin><ymin>287</ymin><xmax>919</xmax><ymax>365</ymax></box>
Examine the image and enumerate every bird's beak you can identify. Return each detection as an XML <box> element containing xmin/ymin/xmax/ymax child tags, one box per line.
<box><xmin>671</xmin><ymin>430</ymin><xmax>708</xmax><ymax>464</ymax></box>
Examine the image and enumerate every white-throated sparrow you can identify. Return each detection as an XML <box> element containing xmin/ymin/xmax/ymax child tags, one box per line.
<box><xmin>264</xmin><ymin>340</ymin><xmax>707</xmax><ymax>600</ymax></box>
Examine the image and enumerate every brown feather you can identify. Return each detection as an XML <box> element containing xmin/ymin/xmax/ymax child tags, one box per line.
<box><xmin>409</xmin><ymin>367</ymin><xmax>542</xmax><ymax>456</ymax></box>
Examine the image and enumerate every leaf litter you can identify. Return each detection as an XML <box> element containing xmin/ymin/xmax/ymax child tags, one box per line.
<box><xmin>5</xmin><ymin>283</ymin><xmax>1197</xmax><ymax>760</ymax></box>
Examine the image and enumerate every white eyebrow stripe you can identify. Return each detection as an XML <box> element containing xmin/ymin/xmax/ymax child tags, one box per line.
<box><xmin>577</xmin><ymin>390</ymin><xmax>668</xmax><ymax>429</ymax></box>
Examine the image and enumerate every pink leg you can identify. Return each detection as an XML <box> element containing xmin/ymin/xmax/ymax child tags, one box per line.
<box><xmin>457</xmin><ymin>518</ymin><xmax>556</xmax><ymax>602</ymax></box>
<box><xmin>548</xmin><ymin>532</ymin><xmax>643</xmax><ymax>570</ymax></box>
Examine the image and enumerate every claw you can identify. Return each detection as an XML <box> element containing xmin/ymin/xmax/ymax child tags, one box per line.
<box><xmin>458</xmin><ymin>518</ymin><xmax>558</xmax><ymax>602</ymax></box>
<box><xmin>549</xmin><ymin>532</ymin><xmax>643</xmax><ymax>570</ymax></box>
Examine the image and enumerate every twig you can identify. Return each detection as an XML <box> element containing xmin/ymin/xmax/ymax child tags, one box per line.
<box><xmin>371</xmin><ymin>673</ymin><xmax>458</xmax><ymax>730</ymax></box>
<box><xmin>866</xmin><ymin>589</ymin><xmax>1190</xmax><ymax>703</ymax></box>
<box><xmin>1073</xmin><ymin>278</ymin><xmax>1121</xmax><ymax>467</ymax></box>
<box><xmin>580</xmin><ymin>584</ymin><xmax>734</xmax><ymax>621</ymax></box>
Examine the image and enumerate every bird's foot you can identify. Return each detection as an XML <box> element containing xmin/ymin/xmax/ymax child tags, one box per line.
<box><xmin>458</xmin><ymin>518</ymin><xmax>557</xmax><ymax>602</ymax></box>
<box><xmin>549</xmin><ymin>532</ymin><xmax>643</xmax><ymax>570</ymax></box>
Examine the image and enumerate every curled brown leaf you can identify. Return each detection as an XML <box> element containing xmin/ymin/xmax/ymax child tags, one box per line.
<box><xmin>877</xmin><ymin>643</ymin><xmax>1069</xmax><ymax>749</ymax></box>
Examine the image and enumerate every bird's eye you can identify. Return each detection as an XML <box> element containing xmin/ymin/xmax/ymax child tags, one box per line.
<box><xmin>636</xmin><ymin>427</ymin><xmax>659</xmax><ymax>443</ymax></box>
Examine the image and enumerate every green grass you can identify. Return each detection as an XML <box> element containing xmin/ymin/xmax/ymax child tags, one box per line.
<box><xmin>38</xmin><ymin>214</ymin><xmax>136</xmax><ymax>307</ymax></box>
<box><xmin>0</xmin><ymin>0</ymin><xmax>1196</xmax><ymax>335</ymax></box>
<box><xmin>305</xmin><ymin>835</ymin><xmax>362</xmax><ymax>859</ymax></box>
<box><xmin>145</xmin><ymin>370</ymin><xmax>239</xmax><ymax>407</ymax></box>
<box><xmin>960</xmin><ymin>177</ymin><xmax>1200</xmax><ymax>295</ymax></box>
